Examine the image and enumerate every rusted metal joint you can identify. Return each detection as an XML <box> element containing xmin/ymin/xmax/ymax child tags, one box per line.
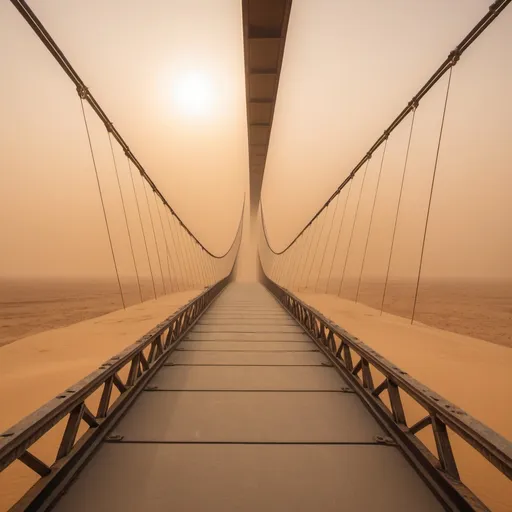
<box><xmin>106</xmin><ymin>434</ymin><xmax>124</xmax><ymax>442</ymax></box>
<box><xmin>76</xmin><ymin>84</ymin><xmax>88</xmax><ymax>99</ymax></box>
<box><xmin>449</xmin><ymin>48</ymin><xmax>460</xmax><ymax>66</ymax></box>
<box><xmin>408</xmin><ymin>97</ymin><xmax>419</xmax><ymax>110</ymax></box>
<box><xmin>374</xmin><ymin>435</ymin><xmax>395</xmax><ymax>446</ymax></box>
<box><xmin>488</xmin><ymin>0</ymin><xmax>499</xmax><ymax>13</ymax></box>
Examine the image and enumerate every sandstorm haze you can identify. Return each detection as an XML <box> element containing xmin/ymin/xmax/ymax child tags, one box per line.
<box><xmin>262</xmin><ymin>0</ymin><xmax>512</xmax><ymax>281</ymax></box>
<box><xmin>0</xmin><ymin>2</ymin><xmax>511</xmax><ymax>510</ymax></box>
<box><xmin>0</xmin><ymin>0</ymin><xmax>247</xmax><ymax>279</ymax></box>
<box><xmin>0</xmin><ymin>0</ymin><xmax>509</xmax><ymax>306</ymax></box>
<box><xmin>0</xmin><ymin>0</ymin><xmax>510</xmax><ymax>283</ymax></box>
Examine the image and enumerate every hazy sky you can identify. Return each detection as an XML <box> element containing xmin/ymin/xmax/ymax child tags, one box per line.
<box><xmin>1</xmin><ymin>0</ymin><xmax>248</xmax><ymax>278</ymax></box>
<box><xmin>1</xmin><ymin>0</ymin><xmax>510</xmax><ymax>280</ymax></box>
<box><xmin>262</xmin><ymin>0</ymin><xmax>512</xmax><ymax>279</ymax></box>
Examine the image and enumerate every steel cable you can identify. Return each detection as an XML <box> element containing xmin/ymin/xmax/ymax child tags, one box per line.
<box><xmin>412</xmin><ymin>68</ymin><xmax>454</xmax><ymax>324</ymax></box>
<box><xmin>79</xmin><ymin>99</ymin><xmax>125</xmax><ymax>309</ymax></box>
<box><xmin>325</xmin><ymin>179</ymin><xmax>353</xmax><ymax>293</ymax></box>
<box><xmin>108</xmin><ymin>132</ymin><xmax>143</xmax><ymax>303</ymax></box>
<box><xmin>153</xmin><ymin>191</ymin><xmax>174</xmax><ymax>292</ymax></box>
<box><xmin>380</xmin><ymin>108</ymin><xmax>417</xmax><ymax>314</ymax></box>
<box><xmin>10</xmin><ymin>0</ymin><xmax>245</xmax><ymax>258</ymax></box>
<box><xmin>258</xmin><ymin>0</ymin><xmax>510</xmax><ymax>257</ymax></box>
<box><xmin>315</xmin><ymin>193</ymin><xmax>341</xmax><ymax>292</ymax></box>
<box><xmin>338</xmin><ymin>159</ymin><xmax>371</xmax><ymax>297</ymax></box>
<box><xmin>305</xmin><ymin>206</ymin><xmax>329</xmax><ymax>290</ymax></box>
<box><xmin>165</xmin><ymin>211</ymin><xmax>185</xmax><ymax>291</ymax></box>
<box><xmin>126</xmin><ymin>158</ymin><xmax>157</xmax><ymax>300</ymax></box>
<box><xmin>355</xmin><ymin>138</ymin><xmax>389</xmax><ymax>302</ymax></box>
<box><xmin>141</xmin><ymin>178</ymin><xmax>166</xmax><ymax>295</ymax></box>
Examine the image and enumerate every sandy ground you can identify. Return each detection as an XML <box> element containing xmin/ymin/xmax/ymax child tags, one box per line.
<box><xmin>0</xmin><ymin>283</ymin><xmax>510</xmax><ymax>510</ymax></box>
<box><xmin>0</xmin><ymin>277</ymin><xmax>189</xmax><ymax>347</ymax></box>
<box><xmin>297</xmin><ymin>291</ymin><xmax>512</xmax><ymax>511</ymax></box>
<box><xmin>312</xmin><ymin>277</ymin><xmax>512</xmax><ymax>348</ymax></box>
<box><xmin>0</xmin><ymin>289</ymin><xmax>200</xmax><ymax>511</ymax></box>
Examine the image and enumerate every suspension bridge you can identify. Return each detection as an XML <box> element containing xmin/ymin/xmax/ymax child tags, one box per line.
<box><xmin>1</xmin><ymin>0</ymin><xmax>511</xmax><ymax>511</ymax></box>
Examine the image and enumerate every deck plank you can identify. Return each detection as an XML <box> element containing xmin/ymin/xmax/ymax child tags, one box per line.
<box><xmin>53</xmin><ymin>283</ymin><xmax>442</xmax><ymax>511</ymax></box>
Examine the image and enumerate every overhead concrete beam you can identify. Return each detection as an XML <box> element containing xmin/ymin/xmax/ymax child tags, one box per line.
<box><xmin>242</xmin><ymin>0</ymin><xmax>293</xmax><ymax>214</ymax></box>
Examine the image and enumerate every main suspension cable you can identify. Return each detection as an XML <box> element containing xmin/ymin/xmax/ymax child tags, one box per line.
<box><xmin>9</xmin><ymin>0</ymin><xmax>242</xmax><ymax>259</ymax></box>
<box><xmin>258</xmin><ymin>0</ymin><xmax>510</xmax><ymax>256</ymax></box>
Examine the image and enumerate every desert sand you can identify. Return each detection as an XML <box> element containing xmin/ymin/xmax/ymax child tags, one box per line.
<box><xmin>0</xmin><ymin>277</ymin><xmax>189</xmax><ymax>347</ymax></box>
<box><xmin>297</xmin><ymin>291</ymin><xmax>512</xmax><ymax>511</ymax></box>
<box><xmin>0</xmin><ymin>289</ymin><xmax>200</xmax><ymax>510</ymax></box>
<box><xmin>1</xmin><ymin>282</ymin><xmax>511</xmax><ymax>510</ymax></box>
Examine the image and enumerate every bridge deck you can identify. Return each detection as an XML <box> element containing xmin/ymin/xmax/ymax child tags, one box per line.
<box><xmin>54</xmin><ymin>283</ymin><xmax>442</xmax><ymax>511</ymax></box>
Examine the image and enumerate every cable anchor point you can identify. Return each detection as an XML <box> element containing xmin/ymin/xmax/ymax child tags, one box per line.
<box><xmin>105</xmin><ymin>121</ymin><xmax>114</xmax><ymax>133</ymax></box>
<box><xmin>489</xmin><ymin>0</ymin><xmax>500</xmax><ymax>13</ymax></box>
<box><xmin>408</xmin><ymin>97</ymin><xmax>419</xmax><ymax>110</ymax></box>
<box><xmin>449</xmin><ymin>48</ymin><xmax>460</xmax><ymax>66</ymax></box>
<box><xmin>76</xmin><ymin>84</ymin><xmax>89</xmax><ymax>99</ymax></box>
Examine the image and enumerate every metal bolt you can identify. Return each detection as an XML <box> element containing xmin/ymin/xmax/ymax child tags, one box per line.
<box><xmin>374</xmin><ymin>435</ymin><xmax>395</xmax><ymax>445</ymax></box>
<box><xmin>106</xmin><ymin>434</ymin><xmax>124</xmax><ymax>442</ymax></box>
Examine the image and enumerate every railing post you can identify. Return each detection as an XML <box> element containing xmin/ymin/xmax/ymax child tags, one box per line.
<box><xmin>431</xmin><ymin>415</ymin><xmax>460</xmax><ymax>480</ymax></box>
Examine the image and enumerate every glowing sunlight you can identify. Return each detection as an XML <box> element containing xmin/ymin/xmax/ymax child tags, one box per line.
<box><xmin>171</xmin><ymin>71</ymin><xmax>215</xmax><ymax>118</ymax></box>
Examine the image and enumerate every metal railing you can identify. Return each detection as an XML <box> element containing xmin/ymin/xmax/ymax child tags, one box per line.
<box><xmin>0</xmin><ymin>276</ymin><xmax>232</xmax><ymax>511</ymax></box>
<box><xmin>261</xmin><ymin>268</ymin><xmax>512</xmax><ymax>511</ymax></box>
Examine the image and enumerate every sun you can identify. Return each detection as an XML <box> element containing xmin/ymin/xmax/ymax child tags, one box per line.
<box><xmin>172</xmin><ymin>71</ymin><xmax>214</xmax><ymax>118</ymax></box>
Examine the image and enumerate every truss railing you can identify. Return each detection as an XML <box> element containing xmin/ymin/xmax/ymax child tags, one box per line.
<box><xmin>260</xmin><ymin>267</ymin><xmax>511</xmax><ymax>511</ymax></box>
<box><xmin>257</xmin><ymin>0</ymin><xmax>511</xmax><ymax>333</ymax></box>
<box><xmin>0</xmin><ymin>273</ymin><xmax>234</xmax><ymax>510</ymax></box>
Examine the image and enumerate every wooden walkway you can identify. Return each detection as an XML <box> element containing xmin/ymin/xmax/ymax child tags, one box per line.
<box><xmin>54</xmin><ymin>283</ymin><xmax>442</xmax><ymax>511</ymax></box>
